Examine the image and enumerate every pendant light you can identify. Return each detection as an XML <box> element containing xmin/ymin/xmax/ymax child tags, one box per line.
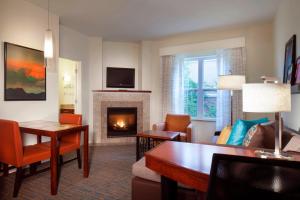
<box><xmin>44</xmin><ymin>0</ymin><xmax>53</xmax><ymax>58</ymax></box>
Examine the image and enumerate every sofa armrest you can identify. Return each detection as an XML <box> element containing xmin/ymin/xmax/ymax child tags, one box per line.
<box><xmin>152</xmin><ymin>122</ymin><xmax>166</xmax><ymax>131</ymax></box>
<box><xmin>186</xmin><ymin>123</ymin><xmax>193</xmax><ymax>142</ymax></box>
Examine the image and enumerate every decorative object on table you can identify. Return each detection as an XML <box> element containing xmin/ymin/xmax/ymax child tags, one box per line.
<box><xmin>4</xmin><ymin>42</ymin><xmax>46</xmax><ymax>101</ymax></box>
<box><xmin>283</xmin><ymin>35</ymin><xmax>296</xmax><ymax>85</ymax></box>
<box><xmin>44</xmin><ymin>0</ymin><xmax>53</xmax><ymax>58</ymax></box>
<box><xmin>217</xmin><ymin>75</ymin><xmax>246</xmax><ymax>125</ymax></box>
<box><xmin>243</xmin><ymin>80</ymin><xmax>292</xmax><ymax>159</ymax></box>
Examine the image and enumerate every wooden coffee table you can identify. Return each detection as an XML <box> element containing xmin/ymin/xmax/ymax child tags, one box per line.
<box><xmin>136</xmin><ymin>130</ymin><xmax>180</xmax><ymax>161</ymax></box>
<box><xmin>145</xmin><ymin>141</ymin><xmax>259</xmax><ymax>200</ymax></box>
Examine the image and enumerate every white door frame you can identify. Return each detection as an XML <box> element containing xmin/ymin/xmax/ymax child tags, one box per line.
<box><xmin>58</xmin><ymin>57</ymin><xmax>82</xmax><ymax>114</ymax></box>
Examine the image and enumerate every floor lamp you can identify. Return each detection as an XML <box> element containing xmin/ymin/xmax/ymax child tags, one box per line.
<box><xmin>243</xmin><ymin>82</ymin><xmax>292</xmax><ymax>159</ymax></box>
<box><xmin>217</xmin><ymin>75</ymin><xmax>246</xmax><ymax>125</ymax></box>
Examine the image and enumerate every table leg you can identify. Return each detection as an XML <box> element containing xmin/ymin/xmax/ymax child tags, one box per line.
<box><xmin>50</xmin><ymin>136</ymin><xmax>58</xmax><ymax>195</ymax></box>
<box><xmin>161</xmin><ymin>176</ymin><xmax>178</xmax><ymax>200</ymax></box>
<box><xmin>136</xmin><ymin>136</ymin><xmax>140</xmax><ymax>161</ymax></box>
<box><xmin>83</xmin><ymin>126</ymin><xmax>89</xmax><ymax>177</ymax></box>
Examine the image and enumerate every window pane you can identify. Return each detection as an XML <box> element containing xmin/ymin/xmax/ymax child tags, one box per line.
<box><xmin>183</xmin><ymin>59</ymin><xmax>198</xmax><ymax>89</ymax></box>
<box><xmin>203</xmin><ymin>59</ymin><xmax>217</xmax><ymax>89</ymax></box>
<box><xmin>203</xmin><ymin>90</ymin><xmax>217</xmax><ymax>119</ymax></box>
<box><xmin>184</xmin><ymin>89</ymin><xmax>198</xmax><ymax>118</ymax></box>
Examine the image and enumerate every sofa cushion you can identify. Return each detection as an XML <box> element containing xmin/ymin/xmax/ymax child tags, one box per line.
<box><xmin>132</xmin><ymin>157</ymin><xmax>191</xmax><ymax>189</ymax></box>
<box><xmin>132</xmin><ymin>157</ymin><xmax>160</xmax><ymax>183</ymax></box>
<box><xmin>242</xmin><ymin>124</ymin><xmax>264</xmax><ymax>147</ymax></box>
<box><xmin>242</xmin><ymin>121</ymin><xmax>294</xmax><ymax>149</ymax></box>
<box><xmin>227</xmin><ymin>118</ymin><xmax>269</xmax><ymax>146</ymax></box>
<box><xmin>216</xmin><ymin>126</ymin><xmax>232</xmax><ymax>144</ymax></box>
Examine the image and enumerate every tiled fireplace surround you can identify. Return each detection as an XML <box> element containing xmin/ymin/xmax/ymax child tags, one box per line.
<box><xmin>93</xmin><ymin>91</ymin><xmax>150</xmax><ymax>145</ymax></box>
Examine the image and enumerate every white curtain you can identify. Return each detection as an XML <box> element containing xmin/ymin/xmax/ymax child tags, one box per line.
<box><xmin>161</xmin><ymin>55</ymin><xmax>184</xmax><ymax>118</ymax></box>
<box><xmin>216</xmin><ymin>47</ymin><xmax>246</xmax><ymax>131</ymax></box>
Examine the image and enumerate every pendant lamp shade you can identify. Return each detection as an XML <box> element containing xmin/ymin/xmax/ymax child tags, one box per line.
<box><xmin>44</xmin><ymin>29</ymin><xmax>53</xmax><ymax>58</ymax></box>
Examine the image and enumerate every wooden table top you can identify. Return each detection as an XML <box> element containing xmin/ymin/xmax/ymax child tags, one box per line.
<box><xmin>145</xmin><ymin>141</ymin><xmax>263</xmax><ymax>192</ymax></box>
<box><xmin>137</xmin><ymin>130</ymin><xmax>180</xmax><ymax>140</ymax></box>
<box><xmin>19</xmin><ymin>120</ymin><xmax>88</xmax><ymax>136</ymax></box>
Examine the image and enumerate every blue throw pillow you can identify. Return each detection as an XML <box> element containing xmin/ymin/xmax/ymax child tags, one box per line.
<box><xmin>226</xmin><ymin>118</ymin><xmax>269</xmax><ymax>146</ymax></box>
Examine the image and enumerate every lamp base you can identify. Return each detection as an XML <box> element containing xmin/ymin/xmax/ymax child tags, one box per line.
<box><xmin>255</xmin><ymin>150</ymin><xmax>293</xmax><ymax>160</ymax></box>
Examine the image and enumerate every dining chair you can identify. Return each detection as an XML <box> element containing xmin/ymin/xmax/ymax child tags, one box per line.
<box><xmin>0</xmin><ymin>119</ymin><xmax>51</xmax><ymax>197</ymax></box>
<box><xmin>58</xmin><ymin>113</ymin><xmax>82</xmax><ymax>168</ymax></box>
<box><xmin>206</xmin><ymin>153</ymin><xmax>300</xmax><ymax>200</ymax></box>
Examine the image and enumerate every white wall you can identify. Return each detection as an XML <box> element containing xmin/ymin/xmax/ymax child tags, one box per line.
<box><xmin>59</xmin><ymin>25</ymin><xmax>103</xmax><ymax>142</ymax></box>
<box><xmin>143</xmin><ymin>22</ymin><xmax>275</xmax><ymax>142</ymax></box>
<box><xmin>274</xmin><ymin>0</ymin><xmax>300</xmax><ymax>131</ymax></box>
<box><xmin>103</xmin><ymin>41</ymin><xmax>140</xmax><ymax>89</ymax></box>
<box><xmin>0</xmin><ymin>0</ymin><xmax>59</xmax><ymax>145</ymax></box>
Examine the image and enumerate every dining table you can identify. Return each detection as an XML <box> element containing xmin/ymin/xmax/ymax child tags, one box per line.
<box><xmin>19</xmin><ymin>120</ymin><xmax>89</xmax><ymax>195</ymax></box>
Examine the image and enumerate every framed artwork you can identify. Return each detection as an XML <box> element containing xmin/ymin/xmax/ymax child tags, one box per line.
<box><xmin>283</xmin><ymin>35</ymin><xmax>296</xmax><ymax>85</ymax></box>
<box><xmin>295</xmin><ymin>57</ymin><xmax>300</xmax><ymax>84</ymax></box>
<box><xmin>4</xmin><ymin>42</ymin><xmax>46</xmax><ymax>101</ymax></box>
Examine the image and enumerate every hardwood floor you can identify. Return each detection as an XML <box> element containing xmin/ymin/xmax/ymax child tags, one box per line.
<box><xmin>0</xmin><ymin>145</ymin><xmax>135</xmax><ymax>200</ymax></box>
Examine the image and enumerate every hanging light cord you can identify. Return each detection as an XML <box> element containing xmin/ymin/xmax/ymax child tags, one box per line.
<box><xmin>47</xmin><ymin>0</ymin><xmax>50</xmax><ymax>29</ymax></box>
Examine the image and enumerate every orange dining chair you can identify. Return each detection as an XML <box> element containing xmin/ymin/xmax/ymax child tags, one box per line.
<box><xmin>0</xmin><ymin>119</ymin><xmax>51</xmax><ymax>197</ymax></box>
<box><xmin>58</xmin><ymin>113</ymin><xmax>82</xmax><ymax>168</ymax></box>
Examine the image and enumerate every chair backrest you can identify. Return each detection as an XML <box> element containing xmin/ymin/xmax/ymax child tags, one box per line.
<box><xmin>59</xmin><ymin>114</ymin><xmax>82</xmax><ymax>145</ymax></box>
<box><xmin>165</xmin><ymin>114</ymin><xmax>191</xmax><ymax>133</ymax></box>
<box><xmin>0</xmin><ymin>119</ymin><xmax>23</xmax><ymax>167</ymax></box>
<box><xmin>207</xmin><ymin>154</ymin><xmax>300</xmax><ymax>200</ymax></box>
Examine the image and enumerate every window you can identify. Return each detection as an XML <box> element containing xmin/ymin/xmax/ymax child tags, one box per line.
<box><xmin>183</xmin><ymin>56</ymin><xmax>217</xmax><ymax>120</ymax></box>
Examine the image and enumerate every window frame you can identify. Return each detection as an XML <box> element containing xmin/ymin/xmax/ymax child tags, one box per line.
<box><xmin>183</xmin><ymin>55</ymin><xmax>217</xmax><ymax>121</ymax></box>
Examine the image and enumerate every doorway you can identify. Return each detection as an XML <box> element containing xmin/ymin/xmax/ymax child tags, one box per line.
<box><xmin>58</xmin><ymin>58</ymin><xmax>82</xmax><ymax>114</ymax></box>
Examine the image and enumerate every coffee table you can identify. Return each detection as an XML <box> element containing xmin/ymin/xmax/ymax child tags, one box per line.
<box><xmin>145</xmin><ymin>141</ymin><xmax>260</xmax><ymax>200</ymax></box>
<box><xmin>136</xmin><ymin>130</ymin><xmax>180</xmax><ymax>161</ymax></box>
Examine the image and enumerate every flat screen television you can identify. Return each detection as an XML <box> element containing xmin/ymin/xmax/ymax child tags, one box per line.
<box><xmin>106</xmin><ymin>67</ymin><xmax>135</xmax><ymax>88</ymax></box>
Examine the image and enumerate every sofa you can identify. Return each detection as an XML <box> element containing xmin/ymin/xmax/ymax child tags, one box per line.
<box><xmin>132</xmin><ymin>121</ymin><xmax>295</xmax><ymax>200</ymax></box>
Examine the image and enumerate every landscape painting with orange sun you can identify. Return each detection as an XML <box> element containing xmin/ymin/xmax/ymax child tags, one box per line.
<box><xmin>4</xmin><ymin>42</ymin><xmax>46</xmax><ymax>100</ymax></box>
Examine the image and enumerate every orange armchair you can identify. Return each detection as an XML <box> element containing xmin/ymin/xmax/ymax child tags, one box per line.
<box><xmin>152</xmin><ymin>114</ymin><xmax>193</xmax><ymax>142</ymax></box>
<box><xmin>0</xmin><ymin>119</ymin><xmax>51</xmax><ymax>197</ymax></box>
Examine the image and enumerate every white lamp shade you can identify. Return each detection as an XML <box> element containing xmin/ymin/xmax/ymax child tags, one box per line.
<box><xmin>218</xmin><ymin>75</ymin><xmax>246</xmax><ymax>90</ymax></box>
<box><xmin>44</xmin><ymin>29</ymin><xmax>53</xmax><ymax>58</ymax></box>
<box><xmin>243</xmin><ymin>83</ymin><xmax>291</xmax><ymax>113</ymax></box>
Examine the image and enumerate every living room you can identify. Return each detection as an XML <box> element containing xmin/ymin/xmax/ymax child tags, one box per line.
<box><xmin>0</xmin><ymin>0</ymin><xmax>300</xmax><ymax>199</ymax></box>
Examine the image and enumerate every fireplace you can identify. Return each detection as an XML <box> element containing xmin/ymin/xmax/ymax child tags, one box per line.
<box><xmin>107</xmin><ymin>107</ymin><xmax>137</xmax><ymax>137</ymax></box>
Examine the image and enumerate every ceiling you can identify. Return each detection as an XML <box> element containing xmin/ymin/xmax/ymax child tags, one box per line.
<box><xmin>25</xmin><ymin>0</ymin><xmax>281</xmax><ymax>41</ymax></box>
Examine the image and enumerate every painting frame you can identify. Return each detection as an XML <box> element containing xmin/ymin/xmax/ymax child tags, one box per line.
<box><xmin>283</xmin><ymin>35</ymin><xmax>296</xmax><ymax>85</ymax></box>
<box><xmin>295</xmin><ymin>56</ymin><xmax>300</xmax><ymax>84</ymax></box>
<box><xmin>4</xmin><ymin>42</ymin><xmax>47</xmax><ymax>101</ymax></box>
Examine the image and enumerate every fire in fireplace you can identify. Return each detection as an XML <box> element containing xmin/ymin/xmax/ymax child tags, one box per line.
<box><xmin>107</xmin><ymin>107</ymin><xmax>137</xmax><ymax>137</ymax></box>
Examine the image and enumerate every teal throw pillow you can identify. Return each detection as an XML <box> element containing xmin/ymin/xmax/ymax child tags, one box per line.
<box><xmin>226</xmin><ymin>118</ymin><xmax>269</xmax><ymax>146</ymax></box>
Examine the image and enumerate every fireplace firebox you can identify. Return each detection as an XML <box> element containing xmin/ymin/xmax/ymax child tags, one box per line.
<box><xmin>107</xmin><ymin>107</ymin><xmax>137</xmax><ymax>137</ymax></box>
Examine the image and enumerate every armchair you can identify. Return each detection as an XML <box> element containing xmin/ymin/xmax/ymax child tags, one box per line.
<box><xmin>153</xmin><ymin>114</ymin><xmax>193</xmax><ymax>142</ymax></box>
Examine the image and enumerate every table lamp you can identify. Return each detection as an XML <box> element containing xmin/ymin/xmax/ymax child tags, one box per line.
<box><xmin>217</xmin><ymin>75</ymin><xmax>246</xmax><ymax>125</ymax></box>
<box><xmin>243</xmin><ymin>82</ymin><xmax>291</xmax><ymax>159</ymax></box>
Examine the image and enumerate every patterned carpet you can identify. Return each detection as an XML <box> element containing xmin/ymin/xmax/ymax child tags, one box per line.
<box><xmin>0</xmin><ymin>145</ymin><xmax>135</xmax><ymax>200</ymax></box>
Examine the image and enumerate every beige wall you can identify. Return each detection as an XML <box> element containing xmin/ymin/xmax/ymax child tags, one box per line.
<box><xmin>60</xmin><ymin>25</ymin><xmax>103</xmax><ymax>142</ymax></box>
<box><xmin>0</xmin><ymin>0</ymin><xmax>59</xmax><ymax>145</ymax></box>
<box><xmin>274</xmin><ymin>0</ymin><xmax>300</xmax><ymax>131</ymax></box>
<box><xmin>103</xmin><ymin>41</ymin><xmax>140</xmax><ymax>89</ymax></box>
<box><xmin>143</xmin><ymin>22</ymin><xmax>275</xmax><ymax>142</ymax></box>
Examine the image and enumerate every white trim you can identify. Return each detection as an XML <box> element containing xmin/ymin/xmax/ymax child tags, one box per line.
<box><xmin>159</xmin><ymin>37</ymin><xmax>245</xmax><ymax>56</ymax></box>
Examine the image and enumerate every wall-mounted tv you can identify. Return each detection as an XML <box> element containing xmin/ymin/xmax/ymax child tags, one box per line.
<box><xmin>106</xmin><ymin>67</ymin><xmax>135</xmax><ymax>88</ymax></box>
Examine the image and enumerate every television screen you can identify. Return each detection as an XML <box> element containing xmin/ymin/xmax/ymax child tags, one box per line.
<box><xmin>106</xmin><ymin>67</ymin><xmax>135</xmax><ymax>88</ymax></box>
